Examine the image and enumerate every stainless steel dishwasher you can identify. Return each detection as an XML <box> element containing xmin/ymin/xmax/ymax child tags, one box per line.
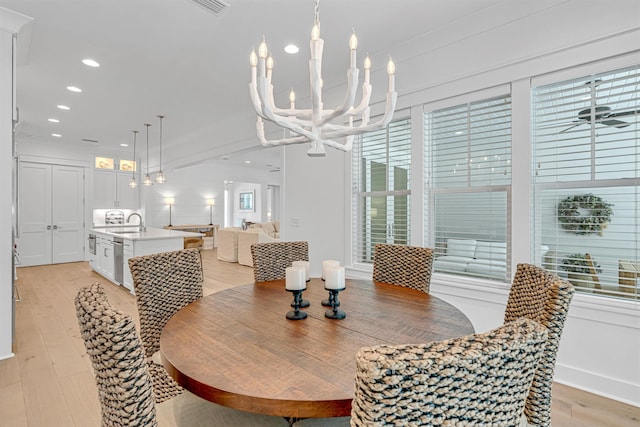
<box><xmin>113</xmin><ymin>237</ymin><xmax>124</xmax><ymax>285</ymax></box>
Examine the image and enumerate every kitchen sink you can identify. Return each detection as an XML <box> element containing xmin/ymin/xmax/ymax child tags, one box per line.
<box><xmin>110</xmin><ymin>230</ymin><xmax>140</xmax><ymax>234</ymax></box>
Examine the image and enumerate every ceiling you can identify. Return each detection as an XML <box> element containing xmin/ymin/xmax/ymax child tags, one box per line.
<box><xmin>2</xmin><ymin>0</ymin><xmax>504</xmax><ymax>171</ymax></box>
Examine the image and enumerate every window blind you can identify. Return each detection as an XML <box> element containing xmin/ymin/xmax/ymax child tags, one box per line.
<box><xmin>352</xmin><ymin>118</ymin><xmax>412</xmax><ymax>264</ymax></box>
<box><xmin>425</xmin><ymin>95</ymin><xmax>512</xmax><ymax>282</ymax></box>
<box><xmin>532</xmin><ymin>65</ymin><xmax>639</xmax><ymax>300</ymax></box>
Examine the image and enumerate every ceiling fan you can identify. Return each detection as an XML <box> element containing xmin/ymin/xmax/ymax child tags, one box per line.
<box><xmin>560</xmin><ymin>105</ymin><xmax>639</xmax><ymax>133</ymax></box>
<box><xmin>560</xmin><ymin>79</ymin><xmax>639</xmax><ymax>133</ymax></box>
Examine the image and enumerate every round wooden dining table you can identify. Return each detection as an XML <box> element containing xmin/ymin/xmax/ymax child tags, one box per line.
<box><xmin>160</xmin><ymin>278</ymin><xmax>474</xmax><ymax>419</ymax></box>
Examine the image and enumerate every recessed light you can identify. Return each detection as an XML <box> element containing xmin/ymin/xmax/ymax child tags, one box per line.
<box><xmin>82</xmin><ymin>58</ymin><xmax>100</xmax><ymax>67</ymax></box>
<box><xmin>284</xmin><ymin>44</ymin><xmax>299</xmax><ymax>54</ymax></box>
<box><xmin>245</xmin><ymin>160</ymin><xmax>251</xmax><ymax>164</ymax></box>
<box><xmin>48</xmin><ymin>118</ymin><xmax>60</xmax><ymax>123</ymax></box>
<box><xmin>120</xmin><ymin>143</ymin><xmax>128</xmax><ymax>147</ymax></box>
<box><xmin>52</xmin><ymin>133</ymin><xmax>62</xmax><ymax>137</ymax></box>
<box><xmin>57</xmin><ymin>105</ymin><xmax>70</xmax><ymax>110</ymax></box>
<box><xmin>67</xmin><ymin>86</ymin><xmax>82</xmax><ymax>93</ymax></box>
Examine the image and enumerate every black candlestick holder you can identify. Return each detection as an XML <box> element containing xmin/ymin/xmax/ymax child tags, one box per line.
<box><xmin>286</xmin><ymin>289</ymin><xmax>308</xmax><ymax>320</ymax></box>
<box><xmin>324</xmin><ymin>288</ymin><xmax>346</xmax><ymax>320</ymax></box>
<box><xmin>320</xmin><ymin>277</ymin><xmax>338</xmax><ymax>307</ymax></box>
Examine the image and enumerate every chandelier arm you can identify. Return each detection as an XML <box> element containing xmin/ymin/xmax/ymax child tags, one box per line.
<box><xmin>320</xmin><ymin>135</ymin><xmax>355</xmax><ymax>152</ymax></box>
<box><xmin>258</xmin><ymin>80</ymin><xmax>323</xmax><ymax>142</ymax></box>
<box><xmin>256</xmin><ymin>117</ymin><xmax>310</xmax><ymax>146</ymax></box>
<box><xmin>324</xmin><ymin>92</ymin><xmax>397</xmax><ymax>138</ymax></box>
<box><xmin>249</xmin><ymin>82</ymin><xmax>269</xmax><ymax>120</ymax></box>
<box><xmin>317</xmin><ymin>68</ymin><xmax>359</xmax><ymax>127</ymax></box>
<box><xmin>346</xmin><ymin>83</ymin><xmax>372</xmax><ymax>118</ymax></box>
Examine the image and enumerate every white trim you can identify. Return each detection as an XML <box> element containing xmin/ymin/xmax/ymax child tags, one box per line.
<box><xmin>0</xmin><ymin>352</ymin><xmax>15</xmax><ymax>361</ymax></box>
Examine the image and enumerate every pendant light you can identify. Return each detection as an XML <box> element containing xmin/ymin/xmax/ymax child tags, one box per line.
<box><xmin>143</xmin><ymin>123</ymin><xmax>153</xmax><ymax>186</ymax></box>
<box><xmin>156</xmin><ymin>114</ymin><xmax>166</xmax><ymax>183</ymax></box>
<box><xmin>128</xmin><ymin>130</ymin><xmax>138</xmax><ymax>188</ymax></box>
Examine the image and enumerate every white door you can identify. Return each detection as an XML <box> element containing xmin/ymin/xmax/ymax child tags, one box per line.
<box><xmin>18</xmin><ymin>162</ymin><xmax>85</xmax><ymax>266</ymax></box>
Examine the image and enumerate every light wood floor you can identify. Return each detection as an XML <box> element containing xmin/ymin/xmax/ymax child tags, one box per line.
<box><xmin>1</xmin><ymin>249</ymin><xmax>638</xmax><ymax>427</ymax></box>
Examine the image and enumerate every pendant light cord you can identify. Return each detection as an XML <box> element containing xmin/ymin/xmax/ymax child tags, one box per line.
<box><xmin>157</xmin><ymin>115</ymin><xmax>164</xmax><ymax>171</ymax></box>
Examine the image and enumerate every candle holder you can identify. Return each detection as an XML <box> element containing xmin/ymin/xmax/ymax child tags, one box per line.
<box><xmin>324</xmin><ymin>288</ymin><xmax>346</xmax><ymax>320</ymax></box>
<box><xmin>292</xmin><ymin>296</ymin><xmax>310</xmax><ymax>308</ymax></box>
<box><xmin>286</xmin><ymin>289</ymin><xmax>308</xmax><ymax>320</ymax></box>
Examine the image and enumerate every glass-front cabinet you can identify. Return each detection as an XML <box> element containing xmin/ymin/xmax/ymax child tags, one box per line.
<box><xmin>93</xmin><ymin>155</ymin><xmax>139</xmax><ymax>209</ymax></box>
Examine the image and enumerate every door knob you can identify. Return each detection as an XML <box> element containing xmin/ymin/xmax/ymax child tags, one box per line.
<box><xmin>53</xmin><ymin>225</ymin><xmax>58</xmax><ymax>230</ymax></box>
<box><xmin>47</xmin><ymin>225</ymin><xmax>52</xmax><ymax>230</ymax></box>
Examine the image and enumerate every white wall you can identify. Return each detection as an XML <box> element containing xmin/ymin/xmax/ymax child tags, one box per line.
<box><xmin>283</xmin><ymin>1</ymin><xmax>640</xmax><ymax>407</ymax></box>
<box><xmin>281</xmin><ymin>143</ymin><xmax>347</xmax><ymax>278</ymax></box>
<box><xmin>140</xmin><ymin>162</ymin><xmax>280</xmax><ymax>230</ymax></box>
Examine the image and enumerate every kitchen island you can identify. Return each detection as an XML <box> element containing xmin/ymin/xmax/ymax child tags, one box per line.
<box><xmin>89</xmin><ymin>227</ymin><xmax>202</xmax><ymax>293</ymax></box>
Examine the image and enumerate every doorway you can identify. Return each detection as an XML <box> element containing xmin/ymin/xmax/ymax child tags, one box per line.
<box><xmin>17</xmin><ymin>162</ymin><xmax>85</xmax><ymax>266</ymax></box>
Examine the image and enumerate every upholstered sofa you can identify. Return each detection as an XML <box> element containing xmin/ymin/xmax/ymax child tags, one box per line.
<box><xmin>217</xmin><ymin>227</ymin><xmax>242</xmax><ymax>262</ymax></box>
<box><xmin>237</xmin><ymin>229</ymin><xmax>279</xmax><ymax>267</ymax></box>
<box><xmin>247</xmin><ymin>220</ymin><xmax>280</xmax><ymax>238</ymax></box>
<box><xmin>217</xmin><ymin>224</ymin><xmax>280</xmax><ymax>265</ymax></box>
<box><xmin>433</xmin><ymin>239</ymin><xmax>549</xmax><ymax>280</ymax></box>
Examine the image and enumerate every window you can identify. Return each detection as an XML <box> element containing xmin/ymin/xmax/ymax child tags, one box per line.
<box><xmin>532</xmin><ymin>65</ymin><xmax>639</xmax><ymax>300</ymax></box>
<box><xmin>425</xmin><ymin>95</ymin><xmax>512</xmax><ymax>281</ymax></box>
<box><xmin>352</xmin><ymin>117</ymin><xmax>412</xmax><ymax>264</ymax></box>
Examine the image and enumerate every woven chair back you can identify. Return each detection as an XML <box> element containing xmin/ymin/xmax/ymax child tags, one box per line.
<box><xmin>504</xmin><ymin>263</ymin><xmax>575</xmax><ymax>427</ymax></box>
<box><xmin>351</xmin><ymin>318</ymin><xmax>548</xmax><ymax>426</ymax></box>
<box><xmin>251</xmin><ymin>241</ymin><xmax>309</xmax><ymax>282</ymax></box>
<box><xmin>128</xmin><ymin>248</ymin><xmax>204</xmax><ymax>358</ymax></box>
<box><xmin>372</xmin><ymin>243</ymin><xmax>434</xmax><ymax>293</ymax></box>
<box><xmin>75</xmin><ymin>283</ymin><xmax>158</xmax><ymax>427</ymax></box>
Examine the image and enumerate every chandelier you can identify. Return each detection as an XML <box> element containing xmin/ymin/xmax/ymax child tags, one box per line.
<box><xmin>249</xmin><ymin>0</ymin><xmax>397</xmax><ymax>157</ymax></box>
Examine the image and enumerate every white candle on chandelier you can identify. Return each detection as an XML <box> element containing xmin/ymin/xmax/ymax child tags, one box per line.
<box><xmin>310</xmin><ymin>23</ymin><xmax>321</xmax><ymax>59</ymax></box>
<box><xmin>387</xmin><ymin>58</ymin><xmax>396</xmax><ymax>92</ymax></box>
<box><xmin>349</xmin><ymin>32</ymin><xmax>357</xmax><ymax>69</ymax></box>
<box><xmin>249</xmin><ymin>50</ymin><xmax>257</xmax><ymax>84</ymax></box>
<box><xmin>364</xmin><ymin>56</ymin><xmax>371</xmax><ymax>85</ymax></box>
<box><xmin>289</xmin><ymin>89</ymin><xmax>296</xmax><ymax>110</ymax></box>
<box><xmin>266</xmin><ymin>55</ymin><xmax>274</xmax><ymax>83</ymax></box>
<box><xmin>258</xmin><ymin>39</ymin><xmax>268</xmax><ymax>80</ymax></box>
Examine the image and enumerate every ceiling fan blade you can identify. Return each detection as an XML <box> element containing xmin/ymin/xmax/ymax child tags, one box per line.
<box><xmin>608</xmin><ymin>109</ymin><xmax>640</xmax><ymax>119</ymax></box>
<box><xmin>559</xmin><ymin>122</ymin><xmax>585</xmax><ymax>133</ymax></box>
<box><xmin>601</xmin><ymin>119</ymin><xmax>630</xmax><ymax>128</ymax></box>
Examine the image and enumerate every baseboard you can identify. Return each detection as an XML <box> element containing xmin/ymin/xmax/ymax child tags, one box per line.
<box><xmin>555</xmin><ymin>363</ymin><xmax>640</xmax><ymax>408</ymax></box>
<box><xmin>0</xmin><ymin>352</ymin><xmax>15</xmax><ymax>361</ymax></box>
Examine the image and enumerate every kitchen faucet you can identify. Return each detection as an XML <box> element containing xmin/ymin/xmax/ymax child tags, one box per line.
<box><xmin>127</xmin><ymin>213</ymin><xmax>146</xmax><ymax>232</ymax></box>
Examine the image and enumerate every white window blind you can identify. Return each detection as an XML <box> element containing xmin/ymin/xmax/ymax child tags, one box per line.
<box><xmin>532</xmin><ymin>65</ymin><xmax>639</xmax><ymax>300</ymax></box>
<box><xmin>352</xmin><ymin>118</ymin><xmax>412</xmax><ymax>264</ymax></box>
<box><xmin>425</xmin><ymin>95</ymin><xmax>512</xmax><ymax>282</ymax></box>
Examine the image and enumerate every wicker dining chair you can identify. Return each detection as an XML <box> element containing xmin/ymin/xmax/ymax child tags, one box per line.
<box><xmin>294</xmin><ymin>318</ymin><xmax>548</xmax><ymax>427</ymax></box>
<box><xmin>75</xmin><ymin>283</ymin><xmax>290</xmax><ymax>427</ymax></box>
<box><xmin>372</xmin><ymin>243</ymin><xmax>434</xmax><ymax>293</ymax></box>
<box><xmin>251</xmin><ymin>241</ymin><xmax>309</xmax><ymax>282</ymax></box>
<box><xmin>128</xmin><ymin>248</ymin><xmax>204</xmax><ymax>403</ymax></box>
<box><xmin>504</xmin><ymin>263</ymin><xmax>575</xmax><ymax>427</ymax></box>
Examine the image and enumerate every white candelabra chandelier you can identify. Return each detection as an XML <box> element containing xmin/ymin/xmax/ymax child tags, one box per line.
<box><xmin>249</xmin><ymin>0</ymin><xmax>397</xmax><ymax>157</ymax></box>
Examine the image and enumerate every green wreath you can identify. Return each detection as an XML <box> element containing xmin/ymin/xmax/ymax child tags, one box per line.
<box><xmin>557</xmin><ymin>194</ymin><xmax>613</xmax><ymax>236</ymax></box>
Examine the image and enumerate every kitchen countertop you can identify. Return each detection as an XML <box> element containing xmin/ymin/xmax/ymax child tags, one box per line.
<box><xmin>91</xmin><ymin>227</ymin><xmax>203</xmax><ymax>241</ymax></box>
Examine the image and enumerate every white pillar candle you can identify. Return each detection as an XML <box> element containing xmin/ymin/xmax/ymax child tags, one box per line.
<box><xmin>285</xmin><ymin>266</ymin><xmax>306</xmax><ymax>291</ymax></box>
<box><xmin>325</xmin><ymin>266</ymin><xmax>345</xmax><ymax>290</ymax></box>
<box><xmin>322</xmin><ymin>260</ymin><xmax>340</xmax><ymax>280</ymax></box>
<box><xmin>292</xmin><ymin>260</ymin><xmax>310</xmax><ymax>281</ymax></box>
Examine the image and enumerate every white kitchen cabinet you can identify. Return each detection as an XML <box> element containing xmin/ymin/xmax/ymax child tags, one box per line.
<box><xmin>93</xmin><ymin>156</ymin><xmax>138</xmax><ymax>209</ymax></box>
<box><xmin>122</xmin><ymin>239</ymin><xmax>134</xmax><ymax>292</ymax></box>
<box><xmin>92</xmin><ymin>228</ymin><xmax>192</xmax><ymax>294</ymax></box>
<box><xmin>95</xmin><ymin>235</ymin><xmax>115</xmax><ymax>281</ymax></box>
